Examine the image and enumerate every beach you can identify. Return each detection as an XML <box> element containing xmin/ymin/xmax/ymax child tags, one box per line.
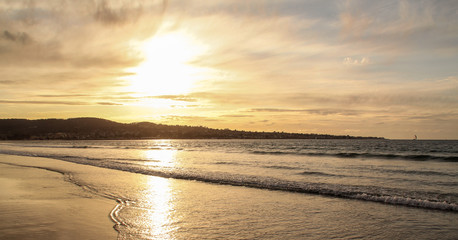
<box><xmin>0</xmin><ymin>155</ymin><xmax>117</xmax><ymax>240</ymax></box>
<box><xmin>0</xmin><ymin>140</ymin><xmax>457</xmax><ymax>239</ymax></box>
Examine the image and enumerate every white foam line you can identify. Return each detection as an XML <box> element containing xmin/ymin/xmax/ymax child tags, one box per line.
<box><xmin>355</xmin><ymin>193</ymin><xmax>458</xmax><ymax>211</ymax></box>
<box><xmin>110</xmin><ymin>198</ymin><xmax>127</xmax><ymax>229</ymax></box>
<box><xmin>3</xmin><ymin>154</ymin><xmax>457</xmax><ymax>212</ymax></box>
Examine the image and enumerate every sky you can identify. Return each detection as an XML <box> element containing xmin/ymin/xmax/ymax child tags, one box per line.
<box><xmin>0</xmin><ymin>0</ymin><xmax>457</xmax><ymax>139</ymax></box>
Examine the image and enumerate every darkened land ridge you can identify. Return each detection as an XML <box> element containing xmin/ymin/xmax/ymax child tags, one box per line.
<box><xmin>0</xmin><ymin>118</ymin><xmax>383</xmax><ymax>140</ymax></box>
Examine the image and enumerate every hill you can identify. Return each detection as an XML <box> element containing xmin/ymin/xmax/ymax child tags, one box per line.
<box><xmin>0</xmin><ymin>118</ymin><xmax>383</xmax><ymax>140</ymax></box>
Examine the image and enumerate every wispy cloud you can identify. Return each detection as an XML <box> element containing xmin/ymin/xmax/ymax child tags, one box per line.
<box><xmin>2</xmin><ymin>30</ymin><xmax>32</xmax><ymax>45</ymax></box>
<box><xmin>148</xmin><ymin>95</ymin><xmax>198</xmax><ymax>102</ymax></box>
<box><xmin>97</xmin><ymin>102</ymin><xmax>123</xmax><ymax>106</ymax></box>
<box><xmin>249</xmin><ymin>108</ymin><xmax>365</xmax><ymax>116</ymax></box>
<box><xmin>0</xmin><ymin>0</ymin><xmax>457</xmax><ymax>139</ymax></box>
<box><xmin>0</xmin><ymin>100</ymin><xmax>89</xmax><ymax>105</ymax></box>
<box><xmin>219</xmin><ymin>114</ymin><xmax>254</xmax><ymax>118</ymax></box>
<box><xmin>37</xmin><ymin>94</ymin><xmax>91</xmax><ymax>98</ymax></box>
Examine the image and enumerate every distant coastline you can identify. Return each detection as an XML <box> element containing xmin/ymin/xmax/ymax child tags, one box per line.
<box><xmin>0</xmin><ymin>117</ymin><xmax>383</xmax><ymax>140</ymax></box>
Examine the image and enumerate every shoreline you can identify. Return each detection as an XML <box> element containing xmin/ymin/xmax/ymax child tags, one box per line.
<box><xmin>0</xmin><ymin>156</ymin><xmax>117</xmax><ymax>240</ymax></box>
<box><xmin>1</xmin><ymin>147</ymin><xmax>457</xmax><ymax>239</ymax></box>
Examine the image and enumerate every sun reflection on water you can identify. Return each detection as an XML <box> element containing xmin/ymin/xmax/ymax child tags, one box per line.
<box><xmin>143</xmin><ymin>140</ymin><xmax>178</xmax><ymax>168</ymax></box>
<box><xmin>141</xmin><ymin>176</ymin><xmax>176</xmax><ymax>239</ymax></box>
<box><xmin>135</xmin><ymin>141</ymin><xmax>179</xmax><ymax>239</ymax></box>
<box><xmin>144</xmin><ymin>149</ymin><xmax>177</xmax><ymax>167</ymax></box>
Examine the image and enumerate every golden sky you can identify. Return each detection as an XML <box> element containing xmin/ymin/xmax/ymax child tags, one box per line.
<box><xmin>1</xmin><ymin>0</ymin><xmax>457</xmax><ymax>139</ymax></box>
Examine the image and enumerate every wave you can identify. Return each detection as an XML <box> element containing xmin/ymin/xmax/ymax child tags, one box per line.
<box><xmin>297</xmin><ymin>170</ymin><xmax>457</xmax><ymax>188</ymax></box>
<box><xmin>67</xmin><ymin>160</ymin><xmax>458</xmax><ymax>211</ymax></box>
<box><xmin>263</xmin><ymin>165</ymin><xmax>302</xmax><ymax>170</ymax></box>
<box><xmin>214</xmin><ymin>161</ymin><xmax>248</xmax><ymax>166</ymax></box>
<box><xmin>227</xmin><ymin>161</ymin><xmax>456</xmax><ymax>179</ymax></box>
<box><xmin>214</xmin><ymin>162</ymin><xmax>303</xmax><ymax>170</ymax></box>
<box><xmin>353</xmin><ymin>194</ymin><xmax>457</xmax><ymax>211</ymax></box>
<box><xmin>250</xmin><ymin>150</ymin><xmax>458</xmax><ymax>162</ymax></box>
<box><xmin>379</xmin><ymin>169</ymin><xmax>457</xmax><ymax>177</ymax></box>
<box><xmin>5</xmin><ymin>141</ymin><xmax>457</xmax><ymax>162</ymax></box>
<box><xmin>298</xmin><ymin>171</ymin><xmax>345</xmax><ymax>177</ymax></box>
<box><xmin>6</xmin><ymin>143</ymin><xmax>174</xmax><ymax>151</ymax></box>
<box><xmin>1</xmin><ymin>151</ymin><xmax>456</xmax><ymax>212</ymax></box>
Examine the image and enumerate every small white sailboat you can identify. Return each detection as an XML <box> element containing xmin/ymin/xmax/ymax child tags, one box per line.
<box><xmin>413</xmin><ymin>135</ymin><xmax>418</xmax><ymax>140</ymax></box>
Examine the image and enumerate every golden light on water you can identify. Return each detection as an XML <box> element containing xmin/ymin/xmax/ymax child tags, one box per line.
<box><xmin>142</xmin><ymin>140</ymin><xmax>179</xmax><ymax>168</ymax></box>
<box><xmin>143</xmin><ymin>176</ymin><xmax>175</xmax><ymax>239</ymax></box>
<box><xmin>144</xmin><ymin>149</ymin><xmax>177</xmax><ymax>168</ymax></box>
<box><xmin>140</xmin><ymin>144</ymin><xmax>178</xmax><ymax>238</ymax></box>
<box><xmin>126</xmin><ymin>30</ymin><xmax>211</xmax><ymax>96</ymax></box>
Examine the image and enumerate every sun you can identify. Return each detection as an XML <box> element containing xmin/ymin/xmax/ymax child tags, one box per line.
<box><xmin>126</xmin><ymin>31</ymin><xmax>209</xmax><ymax>96</ymax></box>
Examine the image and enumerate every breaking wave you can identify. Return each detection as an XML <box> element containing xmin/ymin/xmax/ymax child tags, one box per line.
<box><xmin>1</xmin><ymin>150</ymin><xmax>456</xmax><ymax>212</ymax></box>
<box><xmin>250</xmin><ymin>150</ymin><xmax>458</xmax><ymax>162</ymax></box>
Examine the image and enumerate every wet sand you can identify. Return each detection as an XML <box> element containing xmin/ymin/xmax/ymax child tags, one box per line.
<box><xmin>0</xmin><ymin>159</ymin><xmax>117</xmax><ymax>240</ymax></box>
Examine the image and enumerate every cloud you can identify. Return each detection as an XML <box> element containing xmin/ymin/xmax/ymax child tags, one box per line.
<box><xmin>37</xmin><ymin>94</ymin><xmax>90</xmax><ymax>98</ymax></box>
<box><xmin>0</xmin><ymin>80</ymin><xmax>18</xmax><ymax>85</ymax></box>
<box><xmin>0</xmin><ymin>99</ymin><xmax>124</xmax><ymax>106</ymax></box>
<box><xmin>97</xmin><ymin>102</ymin><xmax>123</xmax><ymax>106</ymax></box>
<box><xmin>343</xmin><ymin>57</ymin><xmax>371</xmax><ymax>66</ymax></box>
<box><xmin>0</xmin><ymin>0</ymin><xmax>168</xmax><ymax>69</ymax></box>
<box><xmin>219</xmin><ymin>114</ymin><xmax>254</xmax><ymax>118</ymax></box>
<box><xmin>249</xmin><ymin>108</ymin><xmax>365</xmax><ymax>116</ymax></box>
<box><xmin>148</xmin><ymin>95</ymin><xmax>198</xmax><ymax>102</ymax></box>
<box><xmin>1</xmin><ymin>0</ymin><xmax>457</xmax><ymax>139</ymax></box>
<box><xmin>2</xmin><ymin>30</ymin><xmax>32</xmax><ymax>45</ymax></box>
<box><xmin>339</xmin><ymin>0</ymin><xmax>458</xmax><ymax>53</ymax></box>
<box><xmin>0</xmin><ymin>100</ymin><xmax>89</xmax><ymax>105</ymax></box>
<box><xmin>287</xmin><ymin>91</ymin><xmax>457</xmax><ymax>110</ymax></box>
<box><xmin>94</xmin><ymin>1</ymin><xmax>141</xmax><ymax>25</ymax></box>
<box><xmin>249</xmin><ymin>108</ymin><xmax>298</xmax><ymax>113</ymax></box>
<box><xmin>162</xmin><ymin>115</ymin><xmax>220</xmax><ymax>123</ymax></box>
<box><xmin>406</xmin><ymin>113</ymin><xmax>458</xmax><ymax>121</ymax></box>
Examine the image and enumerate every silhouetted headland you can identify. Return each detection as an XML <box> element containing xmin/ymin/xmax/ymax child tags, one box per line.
<box><xmin>0</xmin><ymin>118</ymin><xmax>383</xmax><ymax>140</ymax></box>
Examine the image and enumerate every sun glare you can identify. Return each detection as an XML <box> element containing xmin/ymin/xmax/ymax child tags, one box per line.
<box><xmin>127</xmin><ymin>31</ymin><xmax>209</xmax><ymax>96</ymax></box>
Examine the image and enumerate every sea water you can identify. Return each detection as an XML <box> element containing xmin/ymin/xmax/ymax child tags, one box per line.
<box><xmin>0</xmin><ymin>139</ymin><xmax>457</xmax><ymax>239</ymax></box>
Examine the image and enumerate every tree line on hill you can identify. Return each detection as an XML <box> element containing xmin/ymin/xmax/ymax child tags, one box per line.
<box><xmin>0</xmin><ymin>118</ymin><xmax>383</xmax><ymax>140</ymax></box>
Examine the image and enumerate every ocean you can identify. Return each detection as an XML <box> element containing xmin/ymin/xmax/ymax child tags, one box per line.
<box><xmin>0</xmin><ymin>139</ymin><xmax>457</xmax><ymax>239</ymax></box>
